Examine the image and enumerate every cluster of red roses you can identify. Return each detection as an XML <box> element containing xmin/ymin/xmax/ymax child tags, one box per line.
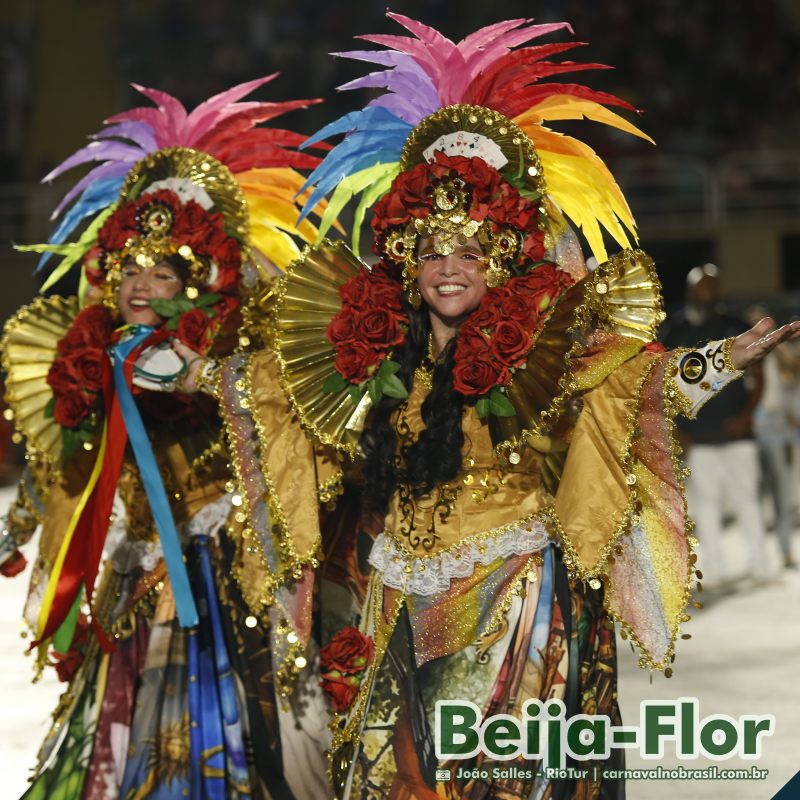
<box><xmin>452</xmin><ymin>263</ymin><xmax>574</xmax><ymax>397</ymax></box>
<box><xmin>85</xmin><ymin>188</ymin><xmax>242</xmax><ymax>295</ymax></box>
<box><xmin>319</xmin><ymin>627</ymin><xmax>375</xmax><ymax>713</ymax></box>
<box><xmin>326</xmin><ymin>262</ymin><xmax>408</xmax><ymax>384</ymax></box>
<box><xmin>371</xmin><ymin>151</ymin><xmax>545</xmax><ymax>265</ymax></box>
<box><xmin>46</xmin><ymin>305</ymin><xmax>114</xmax><ymax>429</ymax></box>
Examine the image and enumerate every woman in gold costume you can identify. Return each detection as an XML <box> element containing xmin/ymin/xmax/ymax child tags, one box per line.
<box><xmin>0</xmin><ymin>78</ymin><xmax>333</xmax><ymax>799</ymax></box>
<box><xmin>183</xmin><ymin>15</ymin><xmax>800</xmax><ymax>800</ymax></box>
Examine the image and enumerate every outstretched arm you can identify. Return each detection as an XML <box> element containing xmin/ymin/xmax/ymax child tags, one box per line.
<box><xmin>730</xmin><ymin>317</ymin><xmax>800</xmax><ymax>369</ymax></box>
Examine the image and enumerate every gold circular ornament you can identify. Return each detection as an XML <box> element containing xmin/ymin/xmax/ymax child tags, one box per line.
<box><xmin>143</xmin><ymin>203</ymin><xmax>174</xmax><ymax>235</ymax></box>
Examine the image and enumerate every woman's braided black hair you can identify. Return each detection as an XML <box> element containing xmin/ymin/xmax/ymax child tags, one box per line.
<box><xmin>360</xmin><ymin>297</ymin><xmax>467</xmax><ymax>515</ymax></box>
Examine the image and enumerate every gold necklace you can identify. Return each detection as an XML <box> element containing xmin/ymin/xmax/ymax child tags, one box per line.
<box><xmin>414</xmin><ymin>333</ymin><xmax>436</xmax><ymax>389</ymax></box>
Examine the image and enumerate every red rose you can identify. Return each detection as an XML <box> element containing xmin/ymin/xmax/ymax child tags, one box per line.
<box><xmin>339</xmin><ymin>273</ymin><xmax>372</xmax><ymax>309</ymax></box>
<box><xmin>0</xmin><ymin>550</ymin><xmax>27</xmax><ymax>578</ymax></box>
<box><xmin>497</xmin><ymin>290</ymin><xmax>535</xmax><ymax>323</ymax></box>
<box><xmin>177</xmin><ymin>308</ymin><xmax>214</xmax><ymax>351</ymax></box>
<box><xmin>513</xmin><ymin>264</ymin><xmax>570</xmax><ymax>299</ymax></box>
<box><xmin>58</xmin><ymin>305</ymin><xmax>114</xmax><ymax>354</ymax></box>
<box><xmin>170</xmin><ymin>200</ymin><xmax>215</xmax><ymax>249</ymax></box>
<box><xmin>490</xmin><ymin>320</ymin><xmax>534</xmax><ymax>367</ymax></box>
<box><xmin>452</xmin><ymin>353</ymin><xmax>510</xmax><ymax>396</ymax></box>
<box><xmin>454</xmin><ymin>327</ymin><xmax>492</xmax><ymax>360</ymax></box>
<box><xmin>212</xmin><ymin>238</ymin><xmax>242</xmax><ymax>273</ymax></box>
<box><xmin>53</xmin><ymin>391</ymin><xmax>93</xmax><ymax>428</ymax></box>
<box><xmin>371</xmin><ymin>162</ymin><xmax>431</xmax><ymax>235</ymax></box>
<box><xmin>73</xmin><ymin>349</ymin><xmax>106</xmax><ymax>391</ymax></box>
<box><xmin>334</xmin><ymin>341</ymin><xmax>378</xmax><ymax>384</ymax></box>
<box><xmin>47</xmin><ymin>358</ymin><xmax>83</xmax><ymax>395</ymax></box>
<box><xmin>141</xmin><ymin>189</ymin><xmax>181</xmax><ymax>212</ymax></box>
<box><xmin>82</xmin><ymin>245</ymin><xmax>106</xmax><ymax>287</ymax></box>
<box><xmin>320</xmin><ymin>671</ymin><xmax>360</xmax><ymax>713</ymax></box>
<box><xmin>98</xmin><ymin>202</ymin><xmax>139</xmax><ymax>250</ymax></box>
<box><xmin>521</xmin><ymin>230</ymin><xmax>546</xmax><ymax>262</ymax></box>
<box><xmin>358</xmin><ymin>308</ymin><xmax>404</xmax><ymax>348</ymax></box>
<box><xmin>368</xmin><ymin>278</ymin><xmax>403</xmax><ymax>313</ymax></box>
<box><xmin>209</xmin><ymin>265</ymin><xmax>241</xmax><ymax>295</ymax></box>
<box><xmin>327</xmin><ymin>309</ymin><xmax>358</xmax><ymax>345</ymax></box>
<box><xmin>320</xmin><ymin>626</ymin><xmax>375</xmax><ymax>674</ymax></box>
<box><xmin>462</xmin><ymin>286</ymin><xmax>506</xmax><ymax>330</ymax></box>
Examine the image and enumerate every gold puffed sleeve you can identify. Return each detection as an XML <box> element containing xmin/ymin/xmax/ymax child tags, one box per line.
<box><xmin>217</xmin><ymin>347</ymin><xmax>338</xmax><ymax>694</ymax></box>
<box><xmin>553</xmin><ymin>349</ymin><xmax>697</xmax><ymax>672</ymax></box>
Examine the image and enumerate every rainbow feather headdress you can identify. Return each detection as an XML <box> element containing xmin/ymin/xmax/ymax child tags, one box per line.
<box><xmin>23</xmin><ymin>74</ymin><xmax>328</xmax><ymax>296</ymax></box>
<box><xmin>298</xmin><ymin>14</ymin><xmax>653</xmax><ymax>265</ymax></box>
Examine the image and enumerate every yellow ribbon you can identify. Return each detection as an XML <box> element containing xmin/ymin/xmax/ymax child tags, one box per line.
<box><xmin>37</xmin><ymin>420</ymin><xmax>109</xmax><ymax>640</ymax></box>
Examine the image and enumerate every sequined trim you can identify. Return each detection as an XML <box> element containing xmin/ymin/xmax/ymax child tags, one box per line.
<box><xmin>669</xmin><ymin>338</ymin><xmax>743</xmax><ymax>420</ymax></box>
<box><xmin>369</xmin><ymin>520</ymin><xmax>549</xmax><ymax>596</ymax></box>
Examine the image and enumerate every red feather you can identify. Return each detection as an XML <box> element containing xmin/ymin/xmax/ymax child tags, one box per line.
<box><xmin>495</xmin><ymin>83</ymin><xmax>637</xmax><ymax>120</ymax></box>
<box><xmin>465</xmin><ymin>42</ymin><xmax>588</xmax><ymax>104</ymax></box>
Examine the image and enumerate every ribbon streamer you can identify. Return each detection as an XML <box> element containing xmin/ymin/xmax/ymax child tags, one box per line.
<box><xmin>113</xmin><ymin>327</ymin><xmax>199</xmax><ymax>628</ymax></box>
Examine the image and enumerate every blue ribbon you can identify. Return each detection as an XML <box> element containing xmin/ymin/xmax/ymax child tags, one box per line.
<box><xmin>113</xmin><ymin>327</ymin><xmax>199</xmax><ymax>628</ymax></box>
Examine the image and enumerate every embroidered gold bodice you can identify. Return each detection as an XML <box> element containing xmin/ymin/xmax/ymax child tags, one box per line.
<box><xmin>384</xmin><ymin>378</ymin><xmax>552</xmax><ymax>557</ymax></box>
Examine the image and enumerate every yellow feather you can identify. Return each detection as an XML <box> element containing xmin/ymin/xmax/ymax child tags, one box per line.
<box><xmin>516</xmin><ymin>96</ymin><xmax>655</xmax><ymax>144</ymax></box>
<box><xmin>517</xmin><ymin>122</ymin><xmax>638</xmax><ymax>262</ymax></box>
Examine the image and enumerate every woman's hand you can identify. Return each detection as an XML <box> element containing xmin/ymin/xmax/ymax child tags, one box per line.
<box><xmin>730</xmin><ymin>317</ymin><xmax>800</xmax><ymax>370</ymax></box>
<box><xmin>171</xmin><ymin>339</ymin><xmax>206</xmax><ymax>393</ymax></box>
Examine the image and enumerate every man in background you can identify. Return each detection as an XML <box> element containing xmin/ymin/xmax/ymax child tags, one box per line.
<box><xmin>662</xmin><ymin>263</ymin><xmax>770</xmax><ymax>587</ymax></box>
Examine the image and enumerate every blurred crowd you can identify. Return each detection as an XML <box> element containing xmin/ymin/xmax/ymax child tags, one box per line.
<box><xmin>2</xmin><ymin>0</ymin><xmax>800</xmax><ymax>181</ymax></box>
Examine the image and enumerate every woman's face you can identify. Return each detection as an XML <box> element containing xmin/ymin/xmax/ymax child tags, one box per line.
<box><xmin>117</xmin><ymin>260</ymin><xmax>184</xmax><ymax>326</ymax></box>
<box><xmin>416</xmin><ymin>235</ymin><xmax>488</xmax><ymax>325</ymax></box>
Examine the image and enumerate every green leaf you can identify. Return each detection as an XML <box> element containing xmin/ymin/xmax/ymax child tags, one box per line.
<box><xmin>348</xmin><ymin>385</ymin><xmax>364</xmax><ymax>404</ymax></box>
<box><xmin>62</xmin><ymin>428</ymin><xmax>79</xmax><ymax>462</ymax></box>
<box><xmin>166</xmin><ymin>316</ymin><xmax>180</xmax><ymax>331</ymax></box>
<box><xmin>323</xmin><ymin>371</ymin><xmax>348</xmax><ymax>394</ymax></box>
<box><xmin>476</xmin><ymin>397</ymin><xmax>490</xmax><ymax>418</ymax></box>
<box><xmin>378</xmin><ymin>359</ymin><xmax>402</xmax><ymax>376</ymax></box>
<box><xmin>195</xmin><ymin>292</ymin><xmax>221</xmax><ymax>308</ymax></box>
<box><xmin>379</xmin><ymin>372</ymin><xmax>408</xmax><ymax>399</ymax></box>
<box><xmin>44</xmin><ymin>396</ymin><xmax>55</xmax><ymax>419</ymax></box>
<box><xmin>488</xmin><ymin>388</ymin><xmax>516</xmax><ymax>417</ymax></box>
<box><xmin>367</xmin><ymin>378</ymin><xmax>382</xmax><ymax>404</ymax></box>
<box><xmin>149</xmin><ymin>298</ymin><xmax>178</xmax><ymax>317</ymax></box>
<box><xmin>518</xmin><ymin>188</ymin><xmax>542</xmax><ymax>202</ymax></box>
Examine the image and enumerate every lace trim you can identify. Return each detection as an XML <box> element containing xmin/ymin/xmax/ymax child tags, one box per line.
<box><xmin>106</xmin><ymin>493</ymin><xmax>233</xmax><ymax>574</ymax></box>
<box><xmin>368</xmin><ymin>521</ymin><xmax>550</xmax><ymax>597</ymax></box>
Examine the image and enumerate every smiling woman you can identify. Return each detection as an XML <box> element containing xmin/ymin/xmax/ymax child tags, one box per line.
<box><xmin>417</xmin><ymin>235</ymin><xmax>489</xmax><ymax>354</ymax></box>
<box><xmin>117</xmin><ymin>259</ymin><xmax>186</xmax><ymax>327</ymax></box>
<box><xmin>0</xmin><ymin>78</ymin><xmax>331</xmax><ymax>800</ymax></box>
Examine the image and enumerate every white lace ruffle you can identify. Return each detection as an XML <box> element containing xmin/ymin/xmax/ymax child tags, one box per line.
<box><xmin>106</xmin><ymin>492</ymin><xmax>233</xmax><ymax>574</ymax></box>
<box><xmin>184</xmin><ymin>494</ymin><xmax>233</xmax><ymax>539</ymax></box>
<box><xmin>368</xmin><ymin>520</ymin><xmax>550</xmax><ymax>597</ymax></box>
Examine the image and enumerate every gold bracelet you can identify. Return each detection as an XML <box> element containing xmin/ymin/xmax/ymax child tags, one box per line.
<box><xmin>195</xmin><ymin>358</ymin><xmax>221</xmax><ymax>398</ymax></box>
<box><xmin>721</xmin><ymin>336</ymin><xmax>740</xmax><ymax>373</ymax></box>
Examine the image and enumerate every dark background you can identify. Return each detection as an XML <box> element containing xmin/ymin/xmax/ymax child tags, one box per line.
<box><xmin>2</xmin><ymin>0</ymin><xmax>800</xmax><ymax>315</ymax></box>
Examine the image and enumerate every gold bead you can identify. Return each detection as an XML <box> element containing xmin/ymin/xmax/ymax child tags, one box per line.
<box><xmin>245</xmin><ymin>615</ymin><xmax>258</xmax><ymax>628</ymax></box>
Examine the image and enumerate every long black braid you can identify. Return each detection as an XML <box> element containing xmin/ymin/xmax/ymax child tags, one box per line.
<box><xmin>361</xmin><ymin>299</ymin><xmax>467</xmax><ymax>515</ymax></box>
